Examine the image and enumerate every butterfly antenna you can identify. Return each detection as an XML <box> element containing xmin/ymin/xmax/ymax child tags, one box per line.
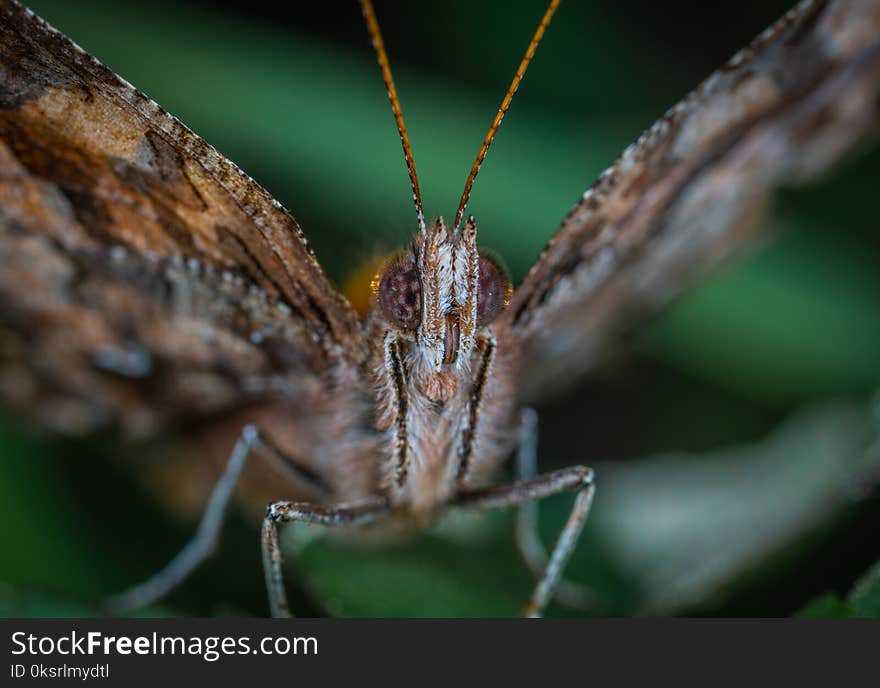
<box><xmin>360</xmin><ymin>0</ymin><xmax>426</xmax><ymax>233</ymax></box>
<box><xmin>453</xmin><ymin>0</ymin><xmax>560</xmax><ymax>233</ymax></box>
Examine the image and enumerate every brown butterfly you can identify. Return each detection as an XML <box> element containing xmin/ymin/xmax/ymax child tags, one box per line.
<box><xmin>1</xmin><ymin>0</ymin><xmax>879</xmax><ymax>617</ymax></box>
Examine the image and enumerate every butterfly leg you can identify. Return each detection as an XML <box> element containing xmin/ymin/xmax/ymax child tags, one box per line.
<box><xmin>455</xmin><ymin>463</ymin><xmax>595</xmax><ymax>618</ymax></box>
<box><xmin>262</xmin><ymin>497</ymin><xmax>389</xmax><ymax>618</ymax></box>
<box><xmin>103</xmin><ymin>424</ymin><xmax>314</xmax><ymax>615</ymax></box>
<box><xmin>515</xmin><ymin>408</ymin><xmax>594</xmax><ymax>610</ymax></box>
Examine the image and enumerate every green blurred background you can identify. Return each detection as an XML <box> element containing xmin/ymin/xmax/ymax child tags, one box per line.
<box><xmin>1</xmin><ymin>0</ymin><xmax>879</xmax><ymax>617</ymax></box>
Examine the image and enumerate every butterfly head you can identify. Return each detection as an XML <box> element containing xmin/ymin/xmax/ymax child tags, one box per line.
<box><xmin>359</xmin><ymin>0</ymin><xmax>551</xmax><ymax>388</ymax></box>
<box><xmin>372</xmin><ymin>216</ymin><xmax>510</xmax><ymax>376</ymax></box>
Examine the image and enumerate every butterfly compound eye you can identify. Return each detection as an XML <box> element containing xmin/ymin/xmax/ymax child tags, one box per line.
<box><xmin>477</xmin><ymin>252</ymin><xmax>512</xmax><ymax>327</ymax></box>
<box><xmin>377</xmin><ymin>261</ymin><xmax>422</xmax><ymax>330</ymax></box>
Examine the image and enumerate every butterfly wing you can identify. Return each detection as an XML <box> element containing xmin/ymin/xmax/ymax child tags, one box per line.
<box><xmin>502</xmin><ymin>0</ymin><xmax>880</xmax><ymax>402</ymax></box>
<box><xmin>0</xmin><ymin>0</ymin><xmax>364</xmax><ymax>437</ymax></box>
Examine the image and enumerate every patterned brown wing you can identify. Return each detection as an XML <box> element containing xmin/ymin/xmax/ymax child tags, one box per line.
<box><xmin>502</xmin><ymin>0</ymin><xmax>880</xmax><ymax>402</ymax></box>
<box><xmin>0</xmin><ymin>0</ymin><xmax>364</xmax><ymax>437</ymax></box>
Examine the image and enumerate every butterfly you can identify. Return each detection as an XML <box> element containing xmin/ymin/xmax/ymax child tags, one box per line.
<box><xmin>1</xmin><ymin>0</ymin><xmax>879</xmax><ymax>617</ymax></box>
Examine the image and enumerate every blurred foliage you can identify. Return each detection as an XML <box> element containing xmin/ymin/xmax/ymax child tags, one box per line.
<box><xmin>799</xmin><ymin>560</ymin><xmax>880</xmax><ymax>618</ymax></box>
<box><xmin>1</xmin><ymin>0</ymin><xmax>879</xmax><ymax>617</ymax></box>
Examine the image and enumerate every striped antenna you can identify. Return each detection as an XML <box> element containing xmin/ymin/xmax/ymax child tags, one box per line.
<box><xmin>360</xmin><ymin>0</ymin><xmax>426</xmax><ymax>232</ymax></box>
<box><xmin>453</xmin><ymin>0</ymin><xmax>560</xmax><ymax>233</ymax></box>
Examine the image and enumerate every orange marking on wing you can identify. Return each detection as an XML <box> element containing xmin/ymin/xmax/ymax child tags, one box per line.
<box><xmin>344</xmin><ymin>253</ymin><xmax>387</xmax><ymax>318</ymax></box>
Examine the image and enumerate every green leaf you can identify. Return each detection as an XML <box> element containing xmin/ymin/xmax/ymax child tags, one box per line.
<box><xmin>797</xmin><ymin>593</ymin><xmax>850</xmax><ymax>618</ymax></box>
<box><xmin>849</xmin><ymin>560</ymin><xmax>880</xmax><ymax>618</ymax></box>
<box><xmin>797</xmin><ymin>560</ymin><xmax>880</xmax><ymax>618</ymax></box>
